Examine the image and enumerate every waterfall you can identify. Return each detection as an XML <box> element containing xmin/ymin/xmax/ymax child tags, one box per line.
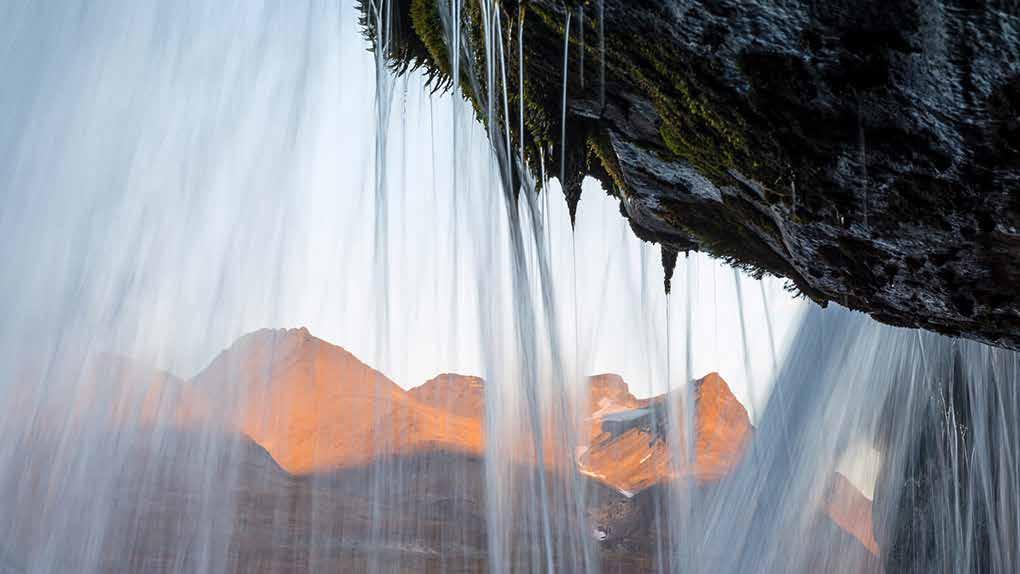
<box><xmin>695</xmin><ymin>306</ymin><xmax>1020</xmax><ymax>574</ymax></box>
<box><xmin>0</xmin><ymin>1</ymin><xmax>1017</xmax><ymax>573</ymax></box>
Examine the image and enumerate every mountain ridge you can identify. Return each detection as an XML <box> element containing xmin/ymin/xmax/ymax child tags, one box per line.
<box><xmin>37</xmin><ymin>326</ymin><xmax>878</xmax><ymax>565</ymax></box>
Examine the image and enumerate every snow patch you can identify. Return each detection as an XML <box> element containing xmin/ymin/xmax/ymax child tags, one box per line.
<box><xmin>600</xmin><ymin>407</ymin><xmax>650</xmax><ymax>423</ymax></box>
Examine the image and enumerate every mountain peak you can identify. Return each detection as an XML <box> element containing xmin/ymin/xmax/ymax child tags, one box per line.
<box><xmin>189</xmin><ymin>327</ymin><xmax>419</xmax><ymax>473</ymax></box>
<box><xmin>225</xmin><ymin>326</ymin><xmax>316</xmax><ymax>359</ymax></box>
<box><xmin>589</xmin><ymin>373</ymin><xmax>627</xmax><ymax>389</ymax></box>
<box><xmin>588</xmin><ymin>374</ymin><xmax>640</xmax><ymax>416</ymax></box>
<box><xmin>695</xmin><ymin>371</ymin><xmax>723</xmax><ymax>387</ymax></box>
<box><xmin>693</xmin><ymin>372</ymin><xmax>732</xmax><ymax>398</ymax></box>
<box><xmin>581</xmin><ymin>372</ymin><xmax>752</xmax><ymax>491</ymax></box>
<box><xmin>204</xmin><ymin>327</ymin><xmax>394</xmax><ymax>391</ymax></box>
<box><xmin>588</xmin><ymin>373</ymin><xmax>632</xmax><ymax>397</ymax></box>
<box><xmin>409</xmin><ymin>373</ymin><xmax>485</xmax><ymax>419</ymax></box>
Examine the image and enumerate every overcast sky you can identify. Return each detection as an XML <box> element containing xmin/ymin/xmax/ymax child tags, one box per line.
<box><xmin>0</xmin><ymin>0</ymin><xmax>809</xmax><ymax>418</ymax></box>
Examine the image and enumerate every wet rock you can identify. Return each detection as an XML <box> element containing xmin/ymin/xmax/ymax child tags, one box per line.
<box><xmin>366</xmin><ymin>0</ymin><xmax>1020</xmax><ymax>349</ymax></box>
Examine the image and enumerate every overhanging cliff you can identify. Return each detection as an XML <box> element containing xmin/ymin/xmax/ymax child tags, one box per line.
<box><xmin>364</xmin><ymin>0</ymin><xmax>1020</xmax><ymax>349</ymax></box>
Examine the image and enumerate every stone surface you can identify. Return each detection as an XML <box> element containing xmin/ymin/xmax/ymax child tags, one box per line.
<box><xmin>580</xmin><ymin>372</ymin><xmax>753</xmax><ymax>491</ymax></box>
<box><xmin>369</xmin><ymin>0</ymin><xmax>1020</xmax><ymax>349</ymax></box>
<box><xmin>190</xmin><ymin>327</ymin><xmax>485</xmax><ymax>473</ymax></box>
<box><xmin>409</xmin><ymin>373</ymin><xmax>486</xmax><ymax>419</ymax></box>
<box><xmin>0</xmin><ymin>329</ymin><xmax>881</xmax><ymax>572</ymax></box>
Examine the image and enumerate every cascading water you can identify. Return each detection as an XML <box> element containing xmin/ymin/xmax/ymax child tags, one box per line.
<box><xmin>695</xmin><ymin>306</ymin><xmax>1020</xmax><ymax>574</ymax></box>
<box><xmin>1</xmin><ymin>1</ymin><xmax>1018</xmax><ymax>573</ymax></box>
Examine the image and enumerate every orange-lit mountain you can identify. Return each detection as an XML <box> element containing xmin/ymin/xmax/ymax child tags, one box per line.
<box><xmin>406</xmin><ymin>371</ymin><xmax>582</xmax><ymax>470</ymax></box>
<box><xmin>204</xmin><ymin>334</ymin><xmax>878</xmax><ymax>561</ymax></box>
<box><xmin>68</xmin><ymin>346</ymin><xmax>749</xmax><ymax>496</ymax></box>
<box><xmin>408</xmin><ymin>373</ymin><xmax>485</xmax><ymax>419</ymax></box>
<box><xmin>580</xmin><ymin>372</ymin><xmax>752</xmax><ymax>492</ymax></box>
<box><xmin>6</xmin><ymin>327</ymin><xmax>878</xmax><ymax>572</ymax></box>
<box><xmin>188</xmin><ymin>328</ymin><xmax>483</xmax><ymax>473</ymax></box>
<box><xmin>587</xmin><ymin>373</ymin><xmax>642</xmax><ymax>416</ymax></box>
<box><xmin>405</xmin><ymin>370</ymin><xmax>750</xmax><ymax>491</ymax></box>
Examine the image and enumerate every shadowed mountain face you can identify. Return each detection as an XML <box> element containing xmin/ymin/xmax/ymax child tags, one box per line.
<box><xmin>0</xmin><ymin>328</ymin><xmax>879</xmax><ymax>572</ymax></box>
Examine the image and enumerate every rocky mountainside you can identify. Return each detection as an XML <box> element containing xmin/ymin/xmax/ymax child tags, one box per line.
<box><xmin>579</xmin><ymin>372</ymin><xmax>752</xmax><ymax>492</ymax></box>
<box><xmin>189</xmin><ymin>328</ymin><xmax>484</xmax><ymax>473</ymax></box>
<box><xmin>587</xmin><ymin>373</ymin><xmax>643</xmax><ymax>415</ymax></box>
<box><xmin>408</xmin><ymin>373</ymin><xmax>486</xmax><ymax>419</ymax></box>
<box><xmin>0</xmin><ymin>328</ymin><xmax>880</xmax><ymax>572</ymax></box>
<box><xmin>260</xmin><ymin>333</ymin><xmax>879</xmax><ymax>564</ymax></box>
<box><xmin>368</xmin><ymin>0</ymin><xmax>1020</xmax><ymax>349</ymax></box>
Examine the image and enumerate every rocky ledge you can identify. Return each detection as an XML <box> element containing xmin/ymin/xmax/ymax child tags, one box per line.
<box><xmin>365</xmin><ymin>0</ymin><xmax>1020</xmax><ymax>348</ymax></box>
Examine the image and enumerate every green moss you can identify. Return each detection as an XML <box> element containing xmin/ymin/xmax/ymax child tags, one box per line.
<box><xmin>409</xmin><ymin>0</ymin><xmax>452</xmax><ymax>87</ymax></box>
<box><xmin>586</xmin><ymin>131</ymin><xmax>627</xmax><ymax>197</ymax></box>
<box><xmin>615</xmin><ymin>45</ymin><xmax>748</xmax><ymax>185</ymax></box>
<box><xmin>362</xmin><ymin>0</ymin><xmax>833</xmax><ymax>306</ymax></box>
<box><xmin>373</xmin><ymin>3</ymin><xmax>773</xmax><ymax>211</ymax></box>
<box><xmin>528</xmin><ymin>2</ymin><xmax>566</xmax><ymax>35</ymax></box>
<box><xmin>368</xmin><ymin>0</ymin><xmax>788</xmax><ymax>194</ymax></box>
<box><xmin>645</xmin><ymin>53</ymin><xmax>745</xmax><ymax>146</ymax></box>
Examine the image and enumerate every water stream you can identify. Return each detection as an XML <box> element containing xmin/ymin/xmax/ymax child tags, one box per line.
<box><xmin>0</xmin><ymin>1</ymin><xmax>1017</xmax><ymax>573</ymax></box>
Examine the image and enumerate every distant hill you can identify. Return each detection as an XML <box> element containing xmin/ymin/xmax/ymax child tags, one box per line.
<box><xmin>580</xmin><ymin>371</ymin><xmax>752</xmax><ymax>493</ymax></box>
<box><xmin>0</xmin><ymin>327</ymin><xmax>880</xmax><ymax>572</ymax></box>
<box><xmin>188</xmin><ymin>328</ymin><xmax>483</xmax><ymax>473</ymax></box>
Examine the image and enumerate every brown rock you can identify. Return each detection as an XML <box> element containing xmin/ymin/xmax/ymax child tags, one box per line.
<box><xmin>189</xmin><ymin>328</ymin><xmax>483</xmax><ymax>474</ymax></box>
<box><xmin>408</xmin><ymin>373</ymin><xmax>485</xmax><ymax>420</ymax></box>
<box><xmin>580</xmin><ymin>372</ymin><xmax>753</xmax><ymax>492</ymax></box>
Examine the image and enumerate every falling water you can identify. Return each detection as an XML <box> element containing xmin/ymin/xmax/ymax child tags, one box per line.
<box><xmin>560</xmin><ymin>10</ymin><xmax>571</xmax><ymax>187</ymax></box>
<box><xmin>759</xmin><ymin>281</ymin><xmax>778</xmax><ymax>372</ymax></box>
<box><xmin>697</xmin><ymin>306</ymin><xmax>1020</xmax><ymax>574</ymax></box>
<box><xmin>1</xmin><ymin>1</ymin><xmax>1018</xmax><ymax>574</ymax></box>
<box><xmin>517</xmin><ymin>7</ymin><xmax>525</xmax><ymax>191</ymax></box>
<box><xmin>368</xmin><ymin>3</ymin><xmax>395</xmax><ymax>568</ymax></box>
<box><xmin>732</xmin><ymin>268</ymin><xmax>759</xmax><ymax>420</ymax></box>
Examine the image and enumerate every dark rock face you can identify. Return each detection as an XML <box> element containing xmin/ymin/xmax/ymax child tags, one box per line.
<box><xmin>369</xmin><ymin>0</ymin><xmax>1020</xmax><ymax>349</ymax></box>
<box><xmin>579</xmin><ymin>0</ymin><xmax>1020</xmax><ymax>350</ymax></box>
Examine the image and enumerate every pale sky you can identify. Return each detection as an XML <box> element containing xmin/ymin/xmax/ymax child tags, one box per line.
<box><xmin>0</xmin><ymin>0</ymin><xmax>809</xmax><ymax>419</ymax></box>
